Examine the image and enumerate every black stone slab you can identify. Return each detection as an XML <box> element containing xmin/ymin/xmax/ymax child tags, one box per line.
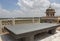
<box><xmin>4</xmin><ymin>23</ymin><xmax>60</xmax><ymax>39</ymax></box>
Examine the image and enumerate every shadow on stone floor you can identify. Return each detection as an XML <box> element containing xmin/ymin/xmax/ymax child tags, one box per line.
<box><xmin>35</xmin><ymin>32</ymin><xmax>55</xmax><ymax>41</ymax></box>
<box><xmin>0</xmin><ymin>34</ymin><xmax>17</xmax><ymax>41</ymax></box>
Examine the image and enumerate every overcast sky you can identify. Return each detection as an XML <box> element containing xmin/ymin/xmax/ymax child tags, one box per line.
<box><xmin>0</xmin><ymin>0</ymin><xmax>60</xmax><ymax>18</ymax></box>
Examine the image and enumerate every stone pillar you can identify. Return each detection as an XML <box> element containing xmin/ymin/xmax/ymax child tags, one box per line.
<box><xmin>57</xmin><ymin>19</ymin><xmax>59</xmax><ymax>23</ymax></box>
<box><xmin>12</xmin><ymin>19</ymin><xmax>15</xmax><ymax>25</ymax></box>
<box><xmin>32</xmin><ymin>17</ymin><xmax>34</xmax><ymax>23</ymax></box>
<box><xmin>25</xmin><ymin>35</ymin><xmax>34</xmax><ymax>41</ymax></box>
<box><xmin>57</xmin><ymin>18</ymin><xmax>60</xmax><ymax>23</ymax></box>
<box><xmin>39</xmin><ymin>17</ymin><xmax>40</xmax><ymax>23</ymax></box>
<box><xmin>0</xmin><ymin>36</ymin><xmax>2</xmax><ymax>41</ymax></box>
<box><xmin>0</xmin><ymin>20</ymin><xmax>2</xmax><ymax>33</ymax></box>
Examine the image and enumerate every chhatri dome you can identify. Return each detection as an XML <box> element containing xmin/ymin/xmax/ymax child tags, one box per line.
<box><xmin>46</xmin><ymin>4</ymin><xmax>56</xmax><ymax>17</ymax></box>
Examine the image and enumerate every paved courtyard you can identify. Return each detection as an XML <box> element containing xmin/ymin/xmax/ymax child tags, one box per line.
<box><xmin>0</xmin><ymin>31</ymin><xmax>60</xmax><ymax>41</ymax></box>
<box><xmin>35</xmin><ymin>31</ymin><xmax>60</xmax><ymax>41</ymax></box>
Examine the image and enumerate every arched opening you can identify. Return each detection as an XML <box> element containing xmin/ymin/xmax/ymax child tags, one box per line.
<box><xmin>59</xmin><ymin>21</ymin><xmax>60</xmax><ymax>23</ymax></box>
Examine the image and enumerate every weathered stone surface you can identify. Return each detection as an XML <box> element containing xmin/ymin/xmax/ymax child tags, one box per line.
<box><xmin>4</xmin><ymin>23</ymin><xmax>59</xmax><ymax>35</ymax></box>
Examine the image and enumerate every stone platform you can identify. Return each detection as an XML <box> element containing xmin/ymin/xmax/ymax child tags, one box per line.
<box><xmin>0</xmin><ymin>31</ymin><xmax>60</xmax><ymax>41</ymax></box>
<box><xmin>4</xmin><ymin>23</ymin><xmax>60</xmax><ymax>41</ymax></box>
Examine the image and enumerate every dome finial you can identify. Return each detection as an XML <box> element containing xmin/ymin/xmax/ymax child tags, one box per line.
<box><xmin>49</xmin><ymin>3</ymin><xmax>52</xmax><ymax>9</ymax></box>
<box><xmin>49</xmin><ymin>4</ymin><xmax>51</xmax><ymax>8</ymax></box>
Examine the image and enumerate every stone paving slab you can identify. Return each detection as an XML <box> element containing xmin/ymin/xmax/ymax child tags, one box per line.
<box><xmin>5</xmin><ymin>23</ymin><xmax>60</xmax><ymax>35</ymax></box>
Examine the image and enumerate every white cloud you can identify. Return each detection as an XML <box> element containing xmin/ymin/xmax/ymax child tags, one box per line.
<box><xmin>0</xmin><ymin>5</ymin><xmax>11</xmax><ymax>18</ymax></box>
<box><xmin>0</xmin><ymin>0</ymin><xmax>51</xmax><ymax>18</ymax></box>
<box><xmin>0</xmin><ymin>8</ymin><xmax>10</xmax><ymax>18</ymax></box>
<box><xmin>17</xmin><ymin>0</ymin><xmax>50</xmax><ymax>17</ymax></box>
<box><xmin>0</xmin><ymin>5</ymin><xmax>25</xmax><ymax>18</ymax></box>
<box><xmin>0</xmin><ymin>0</ymin><xmax>60</xmax><ymax>18</ymax></box>
<box><xmin>11</xmin><ymin>10</ymin><xmax>25</xmax><ymax>17</ymax></box>
<box><xmin>22</xmin><ymin>0</ymin><xmax>34</xmax><ymax>7</ymax></box>
<box><xmin>0</xmin><ymin>8</ymin><xmax>26</xmax><ymax>18</ymax></box>
<box><xmin>52</xmin><ymin>3</ymin><xmax>60</xmax><ymax>9</ymax></box>
<box><xmin>51</xmin><ymin>3</ymin><xmax>60</xmax><ymax>16</ymax></box>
